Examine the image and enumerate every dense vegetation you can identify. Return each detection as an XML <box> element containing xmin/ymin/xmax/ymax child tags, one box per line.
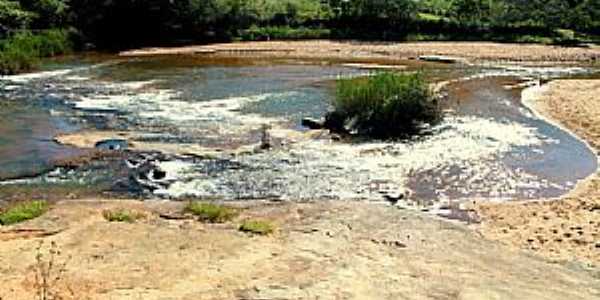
<box><xmin>0</xmin><ymin>0</ymin><xmax>599</xmax><ymax>73</ymax></box>
<box><xmin>327</xmin><ymin>72</ymin><xmax>440</xmax><ymax>139</ymax></box>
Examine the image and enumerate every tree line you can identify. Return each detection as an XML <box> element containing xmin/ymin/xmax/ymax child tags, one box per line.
<box><xmin>1</xmin><ymin>0</ymin><xmax>599</xmax><ymax>50</ymax></box>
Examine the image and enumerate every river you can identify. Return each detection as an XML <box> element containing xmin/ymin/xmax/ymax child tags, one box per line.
<box><xmin>0</xmin><ymin>55</ymin><xmax>597</xmax><ymax>209</ymax></box>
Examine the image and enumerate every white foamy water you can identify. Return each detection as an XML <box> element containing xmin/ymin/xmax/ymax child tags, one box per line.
<box><xmin>153</xmin><ymin>115</ymin><xmax>556</xmax><ymax>201</ymax></box>
<box><xmin>0</xmin><ymin>61</ymin><xmax>119</xmax><ymax>83</ymax></box>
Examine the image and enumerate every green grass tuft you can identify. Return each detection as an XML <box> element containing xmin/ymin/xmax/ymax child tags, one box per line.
<box><xmin>239</xmin><ymin>219</ymin><xmax>275</xmax><ymax>235</ymax></box>
<box><xmin>0</xmin><ymin>201</ymin><xmax>48</xmax><ymax>225</ymax></box>
<box><xmin>327</xmin><ymin>72</ymin><xmax>440</xmax><ymax>139</ymax></box>
<box><xmin>102</xmin><ymin>209</ymin><xmax>145</xmax><ymax>223</ymax></box>
<box><xmin>185</xmin><ymin>202</ymin><xmax>237</xmax><ymax>223</ymax></box>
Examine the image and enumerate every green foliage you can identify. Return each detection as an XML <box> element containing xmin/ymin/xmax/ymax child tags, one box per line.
<box><xmin>240</xmin><ymin>25</ymin><xmax>329</xmax><ymax>40</ymax></box>
<box><xmin>0</xmin><ymin>201</ymin><xmax>47</xmax><ymax>225</ymax></box>
<box><xmin>329</xmin><ymin>72</ymin><xmax>440</xmax><ymax>139</ymax></box>
<box><xmin>0</xmin><ymin>29</ymin><xmax>71</xmax><ymax>74</ymax></box>
<box><xmin>0</xmin><ymin>0</ymin><xmax>34</xmax><ymax>30</ymax></box>
<box><xmin>102</xmin><ymin>209</ymin><xmax>145</xmax><ymax>223</ymax></box>
<box><xmin>239</xmin><ymin>219</ymin><xmax>275</xmax><ymax>235</ymax></box>
<box><xmin>185</xmin><ymin>202</ymin><xmax>237</xmax><ymax>223</ymax></box>
<box><xmin>19</xmin><ymin>0</ymin><xmax>69</xmax><ymax>28</ymax></box>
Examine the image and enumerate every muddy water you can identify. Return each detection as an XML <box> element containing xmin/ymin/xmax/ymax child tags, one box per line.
<box><xmin>0</xmin><ymin>55</ymin><xmax>597</xmax><ymax>206</ymax></box>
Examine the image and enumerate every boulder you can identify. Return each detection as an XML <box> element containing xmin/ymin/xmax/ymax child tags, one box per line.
<box><xmin>301</xmin><ymin>117</ymin><xmax>325</xmax><ymax>130</ymax></box>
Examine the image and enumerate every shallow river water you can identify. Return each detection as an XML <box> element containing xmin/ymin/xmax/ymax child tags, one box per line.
<box><xmin>0</xmin><ymin>55</ymin><xmax>597</xmax><ymax>207</ymax></box>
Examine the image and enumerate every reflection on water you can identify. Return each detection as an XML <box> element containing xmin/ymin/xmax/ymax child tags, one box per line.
<box><xmin>0</xmin><ymin>103</ymin><xmax>82</xmax><ymax>180</ymax></box>
<box><xmin>0</xmin><ymin>55</ymin><xmax>597</xmax><ymax>206</ymax></box>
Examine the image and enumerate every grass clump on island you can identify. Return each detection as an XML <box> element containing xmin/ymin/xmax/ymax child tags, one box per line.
<box><xmin>102</xmin><ymin>208</ymin><xmax>145</xmax><ymax>223</ymax></box>
<box><xmin>326</xmin><ymin>72</ymin><xmax>440</xmax><ymax>139</ymax></box>
<box><xmin>0</xmin><ymin>201</ymin><xmax>48</xmax><ymax>225</ymax></box>
<box><xmin>239</xmin><ymin>219</ymin><xmax>276</xmax><ymax>235</ymax></box>
<box><xmin>185</xmin><ymin>202</ymin><xmax>238</xmax><ymax>223</ymax></box>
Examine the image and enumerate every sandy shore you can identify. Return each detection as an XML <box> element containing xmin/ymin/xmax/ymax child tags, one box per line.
<box><xmin>476</xmin><ymin>80</ymin><xmax>600</xmax><ymax>267</ymax></box>
<box><xmin>120</xmin><ymin>40</ymin><xmax>600</xmax><ymax>64</ymax></box>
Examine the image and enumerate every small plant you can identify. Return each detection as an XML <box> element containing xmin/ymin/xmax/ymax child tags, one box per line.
<box><xmin>0</xmin><ymin>201</ymin><xmax>47</xmax><ymax>225</ymax></box>
<box><xmin>239</xmin><ymin>219</ymin><xmax>275</xmax><ymax>235</ymax></box>
<box><xmin>34</xmin><ymin>241</ymin><xmax>72</xmax><ymax>300</ymax></box>
<box><xmin>102</xmin><ymin>209</ymin><xmax>145</xmax><ymax>223</ymax></box>
<box><xmin>327</xmin><ymin>72</ymin><xmax>441</xmax><ymax>139</ymax></box>
<box><xmin>185</xmin><ymin>202</ymin><xmax>237</xmax><ymax>223</ymax></box>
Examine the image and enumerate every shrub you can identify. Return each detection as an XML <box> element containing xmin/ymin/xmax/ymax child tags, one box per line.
<box><xmin>185</xmin><ymin>202</ymin><xmax>237</xmax><ymax>223</ymax></box>
<box><xmin>0</xmin><ymin>29</ymin><xmax>71</xmax><ymax>75</ymax></box>
<box><xmin>327</xmin><ymin>72</ymin><xmax>440</xmax><ymax>139</ymax></box>
<box><xmin>239</xmin><ymin>219</ymin><xmax>275</xmax><ymax>235</ymax></box>
<box><xmin>0</xmin><ymin>201</ymin><xmax>48</xmax><ymax>225</ymax></box>
<box><xmin>102</xmin><ymin>208</ymin><xmax>145</xmax><ymax>223</ymax></box>
<box><xmin>239</xmin><ymin>25</ymin><xmax>330</xmax><ymax>41</ymax></box>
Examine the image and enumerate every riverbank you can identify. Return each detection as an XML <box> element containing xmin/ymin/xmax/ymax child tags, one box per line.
<box><xmin>476</xmin><ymin>79</ymin><xmax>600</xmax><ymax>267</ymax></box>
<box><xmin>120</xmin><ymin>40</ymin><xmax>600</xmax><ymax>64</ymax></box>
<box><xmin>1</xmin><ymin>199</ymin><xmax>599</xmax><ymax>299</ymax></box>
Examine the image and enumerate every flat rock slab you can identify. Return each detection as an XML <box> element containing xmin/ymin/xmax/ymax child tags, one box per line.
<box><xmin>0</xmin><ymin>199</ymin><xmax>598</xmax><ymax>300</ymax></box>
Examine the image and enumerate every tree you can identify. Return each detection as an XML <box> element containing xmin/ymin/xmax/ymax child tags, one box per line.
<box><xmin>18</xmin><ymin>0</ymin><xmax>69</xmax><ymax>28</ymax></box>
<box><xmin>0</xmin><ymin>0</ymin><xmax>33</xmax><ymax>32</ymax></box>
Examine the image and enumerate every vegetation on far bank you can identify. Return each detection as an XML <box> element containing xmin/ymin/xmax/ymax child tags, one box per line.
<box><xmin>1</xmin><ymin>0</ymin><xmax>599</xmax><ymax>74</ymax></box>
<box><xmin>0</xmin><ymin>200</ymin><xmax>47</xmax><ymax>225</ymax></box>
<box><xmin>0</xmin><ymin>29</ymin><xmax>71</xmax><ymax>75</ymax></box>
<box><xmin>327</xmin><ymin>72</ymin><xmax>440</xmax><ymax>139</ymax></box>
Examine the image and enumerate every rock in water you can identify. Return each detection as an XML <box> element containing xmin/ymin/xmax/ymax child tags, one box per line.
<box><xmin>301</xmin><ymin>117</ymin><xmax>325</xmax><ymax>130</ymax></box>
<box><xmin>259</xmin><ymin>124</ymin><xmax>271</xmax><ymax>150</ymax></box>
<box><xmin>418</xmin><ymin>55</ymin><xmax>465</xmax><ymax>64</ymax></box>
<box><xmin>95</xmin><ymin>139</ymin><xmax>128</xmax><ymax>151</ymax></box>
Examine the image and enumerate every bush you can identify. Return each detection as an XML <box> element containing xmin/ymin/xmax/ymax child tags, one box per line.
<box><xmin>185</xmin><ymin>202</ymin><xmax>237</xmax><ymax>223</ymax></box>
<box><xmin>239</xmin><ymin>25</ymin><xmax>330</xmax><ymax>41</ymax></box>
<box><xmin>0</xmin><ymin>201</ymin><xmax>48</xmax><ymax>225</ymax></box>
<box><xmin>327</xmin><ymin>72</ymin><xmax>440</xmax><ymax>139</ymax></box>
<box><xmin>102</xmin><ymin>208</ymin><xmax>145</xmax><ymax>223</ymax></box>
<box><xmin>0</xmin><ymin>29</ymin><xmax>71</xmax><ymax>75</ymax></box>
<box><xmin>239</xmin><ymin>219</ymin><xmax>275</xmax><ymax>235</ymax></box>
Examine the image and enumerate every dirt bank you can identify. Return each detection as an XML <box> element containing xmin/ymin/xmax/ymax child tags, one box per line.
<box><xmin>120</xmin><ymin>40</ymin><xmax>600</xmax><ymax>64</ymax></box>
<box><xmin>476</xmin><ymin>80</ymin><xmax>600</xmax><ymax>267</ymax></box>
<box><xmin>1</xmin><ymin>199</ymin><xmax>599</xmax><ymax>300</ymax></box>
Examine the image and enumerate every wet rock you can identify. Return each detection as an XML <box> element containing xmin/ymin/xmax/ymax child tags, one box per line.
<box><xmin>418</xmin><ymin>55</ymin><xmax>465</xmax><ymax>64</ymax></box>
<box><xmin>95</xmin><ymin>139</ymin><xmax>128</xmax><ymax>151</ymax></box>
<box><xmin>383</xmin><ymin>193</ymin><xmax>404</xmax><ymax>205</ymax></box>
<box><xmin>301</xmin><ymin>117</ymin><xmax>325</xmax><ymax>130</ymax></box>
<box><xmin>151</xmin><ymin>169</ymin><xmax>167</xmax><ymax>180</ymax></box>
<box><xmin>259</xmin><ymin>124</ymin><xmax>272</xmax><ymax>150</ymax></box>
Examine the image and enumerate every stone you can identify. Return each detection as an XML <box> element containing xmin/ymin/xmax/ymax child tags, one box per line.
<box><xmin>95</xmin><ymin>139</ymin><xmax>128</xmax><ymax>151</ymax></box>
<box><xmin>301</xmin><ymin>117</ymin><xmax>325</xmax><ymax>130</ymax></box>
<box><xmin>418</xmin><ymin>55</ymin><xmax>465</xmax><ymax>64</ymax></box>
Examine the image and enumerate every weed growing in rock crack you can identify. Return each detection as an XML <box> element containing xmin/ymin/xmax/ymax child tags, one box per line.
<box><xmin>239</xmin><ymin>219</ymin><xmax>276</xmax><ymax>235</ymax></box>
<box><xmin>33</xmin><ymin>241</ymin><xmax>72</xmax><ymax>300</ymax></box>
<box><xmin>185</xmin><ymin>202</ymin><xmax>237</xmax><ymax>223</ymax></box>
<box><xmin>0</xmin><ymin>201</ymin><xmax>47</xmax><ymax>225</ymax></box>
<box><xmin>102</xmin><ymin>209</ymin><xmax>145</xmax><ymax>223</ymax></box>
